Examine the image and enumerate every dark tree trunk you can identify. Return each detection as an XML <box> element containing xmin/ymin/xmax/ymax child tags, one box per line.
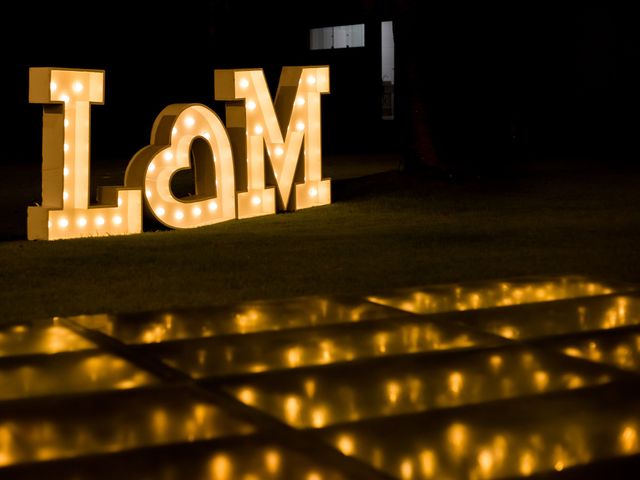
<box><xmin>391</xmin><ymin>0</ymin><xmax>441</xmax><ymax>172</ymax></box>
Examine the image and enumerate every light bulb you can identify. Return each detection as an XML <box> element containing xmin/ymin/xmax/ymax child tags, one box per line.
<box><xmin>118</xmin><ymin>198</ymin><xmax>123</xmax><ymax>207</ymax></box>
<box><xmin>201</xmin><ymin>131</ymin><xmax>211</xmax><ymax>140</ymax></box>
<box><xmin>58</xmin><ymin>218</ymin><xmax>68</xmax><ymax>228</ymax></box>
<box><xmin>156</xmin><ymin>207</ymin><xmax>165</xmax><ymax>216</ymax></box>
<box><xmin>246</xmin><ymin>100</ymin><xmax>256</xmax><ymax>111</ymax></box>
<box><xmin>309</xmin><ymin>187</ymin><xmax>318</xmax><ymax>197</ymax></box>
<box><xmin>208</xmin><ymin>201</ymin><xmax>218</xmax><ymax>211</ymax></box>
<box><xmin>63</xmin><ymin>191</ymin><xmax>69</xmax><ymax>200</ymax></box>
<box><xmin>192</xmin><ymin>206</ymin><xmax>202</xmax><ymax>217</ymax></box>
<box><xmin>274</xmin><ymin>146</ymin><xmax>284</xmax><ymax>156</ymax></box>
<box><xmin>239</xmin><ymin>78</ymin><xmax>249</xmax><ymax>89</ymax></box>
<box><xmin>64</xmin><ymin>119</ymin><xmax>69</xmax><ymax>128</ymax></box>
<box><xmin>64</xmin><ymin>143</ymin><xmax>69</xmax><ymax>152</ymax></box>
<box><xmin>296</xmin><ymin>97</ymin><xmax>305</xmax><ymax>106</ymax></box>
<box><xmin>63</xmin><ymin>167</ymin><xmax>69</xmax><ymax>176</ymax></box>
<box><xmin>148</xmin><ymin>162</ymin><xmax>156</xmax><ymax>173</ymax></box>
<box><xmin>184</xmin><ymin>116</ymin><xmax>195</xmax><ymax>128</ymax></box>
<box><xmin>50</xmin><ymin>81</ymin><xmax>57</xmax><ymax>92</ymax></box>
<box><xmin>60</xmin><ymin>94</ymin><xmax>70</xmax><ymax>103</ymax></box>
<box><xmin>96</xmin><ymin>216</ymin><xmax>105</xmax><ymax>226</ymax></box>
<box><xmin>251</xmin><ymin>195</ymin><xmax>261</xmax><ymax>206</ymax></box>
<box><xmin>113</xmin><ymin>215</ymin><xmax>122</xmax><ymax>225</ymax></box>
<box><xmin>163</xmin><ymin>151</ymin><xmax>173</xmax><ymax>162</ymax></box>
<box><xmin>254</xmin><ymin>125</ymin><xmax>263</xmax><ymax>135</ymax></box>
<box><xmin>296</xmin><ymin>121</ymin><xmax>305</xmax><ymax>131</ymax></box>
<box><xmin>72</xmin><ymin>81</ymin><xmax>83</xmax><ymax>92</ymax></box>
<box><xmin>77</xmin><ymin>217</ymin><xmax>87</xmax><ymax>227</ymax></box>
<box><xmin>307</xmin><ymin>76</ymin><xmax>316</xmax><ymax>85</ymax></box>
<box><xmin>175</xmin><ymin>210</ymin><xmax>184</xmax><ymax>220</ymax></box>
<box><xmin>145</xmin><ymin>189</ymin><xmax>152</xmax><ymax>199</ymax></box>
<box><xmin>172</xmin><ymin>127</ymin><xmax>178</xmax><ymax>136</ymax></box>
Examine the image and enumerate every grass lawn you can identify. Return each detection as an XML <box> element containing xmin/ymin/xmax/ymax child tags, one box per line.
<box><xmin>1</xmin><ymin>156</ymin><xmax>640</xmax><ymax>324</ymax></box>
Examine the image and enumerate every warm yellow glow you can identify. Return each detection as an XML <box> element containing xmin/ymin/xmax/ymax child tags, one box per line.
<box><xmin>209</xmin><ymin>454</ymin><xmax>232</xmax><ymax>480</ymax></box>
<box><xmin>238</xmin><ymin>387</ymin><xmax>256</xmax><ymax>404</ymax></box>
<box><xmin>215</xmin><ymin>67</ymin><xmax>330</xmax><ymax>218</ymax></box>
<box><xmin>306</xmin><ymin>472</ymin><xmax>322</xmax><ymax>480</ymax></box>
<box><xmin>477</xmin><ymin>448</ymin><xmax>494</xmax><ymax>476</ymax></box>
<box><xmin>337</xmin><ymin>434</ymin><xmax>355</xmax><ymax>455</ymax></box>
<box><xmin>125</xmin><ymin>104</ymin><xmax>236</xmax><ymax>229</ymax></box>
<box><xmin>498</xmin><ymin>325</ymin><xmax>519</xmax><ymax>339</ymax></box>
<box><xmin>264</xmin><ymin>449</ymin><xmax>281</xmax><ymax>474</ymax></box>
<box><xmin>284</xmin><ymin>396</ymin><xmax>301</xmax><ymax>424</ymax></box>
<box><xmin>419</xmin><ymin>449</ymin><xmax>436</xmax><ymax>477</ymax></box>
<box><xmin>562</xmin><ymin>346</ymin><xmax>583</xmax><ymax>358</ymax></box>
<box><xmin>519</xmin><ymin>451</ymin><xmax>536</xmax><ymax>476</ymax></box>
<box><xmin>620</xmin><ymin>424</ymin><xmax>638</xmax><ymax>453</ymax></box>
<box><xmin>386</xmin><ymin>381</ymin><xmax>401</xmax><ymax>405</ymax></box>
<box><xmin>28</xmin><ymin>68</ymin><xmax>142</xmax><ymax>240</ymax></box>
<box><xmin>447</xmin><ymin>423</ymin><xmax>468</xmax><ymax>457</ymax></box>
<box><xmin>553</xmin><ymin>445</ymin><xmax>568</xmax><ymax>472</ymax></box>
<box><xmin>533</xmin><ymin>370</ymin><xmax>549</xmax><ymax>391</ymax></box>
<box><xmin>448</xmin><ymin>371</ymin><xmax>463</xmax><ymax>395</ymax></box>
<box><xmin>375</xmin><ymin>332</ymin><xmax>388</xmax><ymax>353</ymax></box>
<box><xmin>400</xmin><ymin>458</ymin><xmax>414</xmax><ymax>479</ymax></box>
<box><xmin>489</xmin><ymin>354</ymin><xmax>503</xmax><ymax>371</ymax></box>
<box><xmin>564</xmin><ymin>373</ymin><xmax>584</xmax><ymax>389</ymax></box>
<box><xmin>311</xmin><ymin>407</ymin><xmax>327</xmax><ymax>428</ymax></box>
<box><xmin>287</xmin><ymin>347</ymin><xmax>302</xmax><ymax>367</ymax></box>
<box><xmin>304</xmin><ymin>378</ymin><xmax>316</xmax><ymax>398</ymax></box>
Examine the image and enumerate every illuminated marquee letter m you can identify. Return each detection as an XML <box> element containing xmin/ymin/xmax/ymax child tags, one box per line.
<box><xmin>215</xmin><ymin>67</ymin><xmax>330</xmax><ymax>218</ymax></box>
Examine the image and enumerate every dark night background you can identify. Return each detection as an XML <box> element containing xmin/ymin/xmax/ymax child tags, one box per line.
<box><xmin>4</xmin><ymin>1</ymin><xmax>639</xmax><ymax>174</ymax></box>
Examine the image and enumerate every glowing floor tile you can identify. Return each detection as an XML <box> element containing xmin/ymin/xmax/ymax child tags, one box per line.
<box><xmin>221</xmin><ymin>345</ymin><xmax>618</xmax><ymax>429</ymax></box>
<box><xmin>0</xmin><ymin>323</ymin><xmax>95</xmax><ymax>357</ymax></box>
<box><xmin>0</xmin><ymin>352</ymin><xmax>157</xmax><ymax>401</ymax></box>
<box><xmin>320</xmin><ymin>384</ymin><xmax>640</xmax><ymax>479</ymax></box>
<box><xmin>549</xmin><ymin>326</ymin><xmax>640</xmax><ymax>373</ymax></box>
<box><xmin>0</xmin><ymin>387</ymin><xmax>254</xmax><ymax>467</ymax></box>
<box><xmin>143</xmin><ymin>319</ymin><xmax>500</xmax><ymax>379</ymax></box>
<box><xmin>367</xmin><ymin>275</ymin><xmax>619</xmax><ymax>315</ymax></box>
<box><xmin>453</xmin><ymin>295</ymin><xmax>640</xmax><ymax>341</ymax></box>
<box><xmin>67</xmin><ymin>296</ymin><xmax>401</xmax><ymax>345</ymax></box>
<box><xmin>1</xmin><ymin>438</ymin><xmax>349</xmax><ymax>480</ymax></box>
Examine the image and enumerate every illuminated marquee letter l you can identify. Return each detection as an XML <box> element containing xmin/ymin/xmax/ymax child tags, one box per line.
<box><xmin>28</xmin><ymin>68</ymin><xmax>142</xmax><ymax>240</ymax></box>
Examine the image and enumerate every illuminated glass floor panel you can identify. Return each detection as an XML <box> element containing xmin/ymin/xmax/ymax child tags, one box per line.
<box><xmin>0</xmin><ymin>352</ymin><xmax>157</xmax><ymax>401</ymax></box>
<box><xmin>320</xmin><ymin>383</ymin><xmax>640</xmax><ymax>479</ymax></box>
<box><xmin>68</xmin><ymin>296</ymin><xmax>402</xmax><ymax>345</ymax></box>
<box><xmin>0</xmin><ymin>323</ymin><xmax>95</xmax><ymax>357</ymax></box>
<box><xmin>447</xmin><ymin>294</ymin><xmax>640</xmax><ymax>341</ymax></box>
<box><xmin>141</xmin><ymin>319</ymin><xmax>502</xmax><ymax>378</ymax></box>
<box><xmin>545</xmin><ymin>326</ymin><xmax>640</xmax><ymax>373</ymax></box>
<box><xmin>0</xmin><ymin>437</ymin><xmax>349</xmax><ymax>480</ymax></box>
<box><xmin>1</xmin><ymin>275</ymin><xmax>638</xmax><ymax>479</ymax></box>
<box><xmin>219</xmin><ymin>345</ymin><xmax>619</xmax><ymax>429</ymax></box>
<box><xmin>367</xmin><ymin>275</ymin><xmax>619</xmax><ymax>315</ymax></box>
<box><xmin>0</xmin><ymin>387</ymin><xmax>254</xmax><ymax>467</ymax></box>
